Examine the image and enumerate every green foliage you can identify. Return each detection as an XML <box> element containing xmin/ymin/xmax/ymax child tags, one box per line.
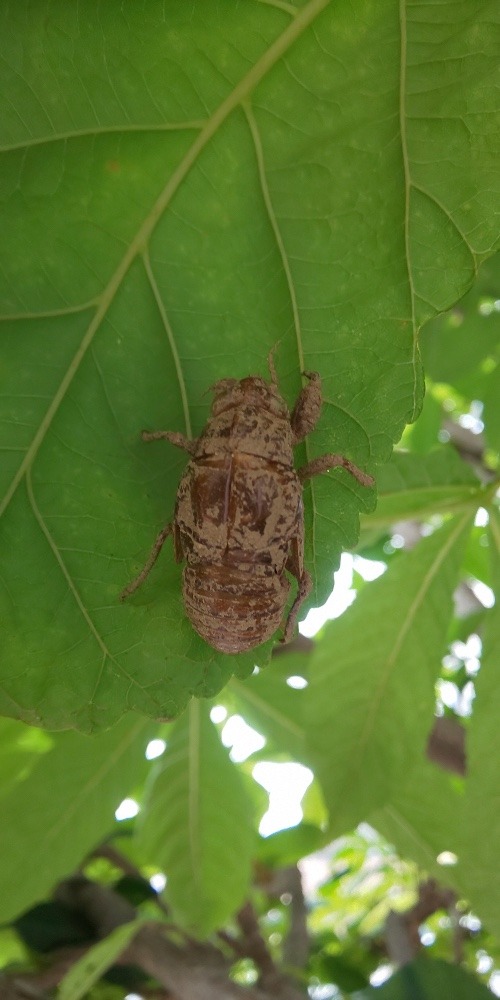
<box><xmin>230</xmin><ymin>659</ymin><xmax>308</xmax><ymax>762</ymax></box>
<box><xmin>13</xmin><ymin>901</ymin><xmax>94</xmax><ymax>954</ymax></box>
<box><xmin>306</xmin><ymin>513</ymin><xmax>473</xmax><ymax>833</ymax></box>
<box><xmin>459</xmin><ymin>511</ymin><xmax>500</xmax><ymax>939</ymax></box>
<box><xmin>354</xmin><ymin>957</ymin><xmax>494</xmax><ymax>999</ymax></box>
<box><xmin>1</xmin><ymin>0</ymin><xmax>498</xmax><ymax>731</ymax></box>
<box><xmin>0</xmin><ymin>2</ymin><xmax>500</xmax><ymax>998</ymax></box>
<box><xmin>136</xmin><ymin>701</ymin><xmax>257</xmax><ymax>934</ymax></box>
<box><xmin>359</xmin><ymin>449</ymin><xmax>480</xmax><ymax>534</ymax></box>
<box><xmin>0</xmin><ymin>715</ymin><xmax>155</xmax><ymax>923</ymax></box>
<box><xmin>421</xmin><ymin>255</ymin><xmax>500</xmax><ymax>386</ymax></box>
<box><xmin>58</xmin><ymin>918</ymin><xmax>146</xmax><ymax>1000</ymax></box>
<box><xmin>257</xmin><ymin>822</ymin><xmax>326</xmax><ymax>867</ymax></box>
<box><xmin>371</xmin><ymin>759</ymin><xmax>462</xmax><ymax>892</ymax></box>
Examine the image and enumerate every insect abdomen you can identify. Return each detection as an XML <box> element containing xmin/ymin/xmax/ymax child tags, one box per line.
<box><xmin>183</xmin><ymin>563</ymin><xmax>289</xmax><ymax>654</ymax></box>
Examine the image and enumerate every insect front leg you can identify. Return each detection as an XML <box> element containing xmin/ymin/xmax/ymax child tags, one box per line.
<box><xmin>120</xmin><ymin>523</ymin><xmax>174</xmax><ymax>601</ymax></box>
<box><xmin>142</xmin><ymin>429</ymin><xmax>197</xmax><ymax>454</ymax></box>
<box><xmin>281</xmin><ymin>535</ymin><xmax>313</xmax><ymax>644</ymax></box>
<box><xmin>299</xmin><ymin>454</ymin><xmax>374</xmax><ymax>487</ymax></box>
<box><xmin>291</xmin><ymin>371</ymin><xmax>322</xmax><ymax>445</ymax></box>
<box><xmin>266</xmin><ymin>342</ymin><xmax>281</xmax><ymax>386</ymax></box>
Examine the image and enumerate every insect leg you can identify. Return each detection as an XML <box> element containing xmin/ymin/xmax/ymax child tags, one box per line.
<box><xmin>142</xmin><ymin>430</ymin><xmax>196</xmax><ymax>454</ymax></box>
<box><xmin>120</xmin><ymin>523</ymin><xmax>173</xmax><ymax>600</ymax></box>
<box><xmin>299</xmin><ymin>454</ymin><xmax>374</xmax><ymax>487</ymax></box>
<box><xmin>267</xmin><ymin>342</ymin><xmax>281</xmax><ymax>385</ymax></box>
<box><xmin>282</xmin><ymin>535</ymin><xmax>313</xmax><ymax>644</ymax></box>
<box><xmin>282</xmin><ymin>575</ymin><xmax>312</xmax><ymax>643</ymax></box>
<box><xmin>291</xmin><ymin>372</ymin><xmax>322</xmax><ymax>444</ymax></box>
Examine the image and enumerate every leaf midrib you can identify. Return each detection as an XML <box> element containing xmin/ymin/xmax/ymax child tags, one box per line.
<box><xmin>0</xmin><ymin>121</ymin><xmax>206</xmax><ymax>155</ymax></box>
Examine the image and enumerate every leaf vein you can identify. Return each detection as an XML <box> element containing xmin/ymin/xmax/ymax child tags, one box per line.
<box><xmin>0</xmin><ymin>122</ymin><xmax>206</xmax><ymax>154</ymax></box>
<box><xmin>25</xmin><ymin>469</ymin><xmax>149</xmax><ymax>701</ymax></box>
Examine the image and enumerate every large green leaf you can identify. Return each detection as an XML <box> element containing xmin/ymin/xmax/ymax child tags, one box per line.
<box><xmin>59</xmin><ymin>918</ymin><xmax>146</xmax><ymax>1000</ymax></box>
<box><xmin>306</xmin><ymin>514</ymin><xmax>472</xmax><ymax>834</ymax></box>
<box><xmin>136</xmin><ymin>701</ymin><xmax>256</xmax><ymax>934</ymax></box>
<box><xmin>354</xmin><ymin>957</ymin><xmax>493</xmax><ymax>1000</ymax></box>
<box><xmin>370</xmin><ymin>758</ymin><xmax>462</xmax><ymax>892</ymax></box>
<box><xmin>482</xmin><ymin>363</ymin><xmax>500</xmax><ymax>455</ymax></box>
<box><xmin>419</xmin><ymin>251</ymin><xmax>500</xmax><ymax>459</ymax></box>
<box><xmin>0</xmin><ymin>715</ymin><xmax>154</xmax><ymax>923</ymax></box>
<box><xmin>358</xmin><ymin>448</ymin><xmax>480</xmax><ymax>537</ymax></box>
<box><xmin>1</xmin><ymin>1</ymin><xmax>498</xmax><ymax>731</ymax></box>
<box><xmin>420</xmin><ymin>253</ymin><xmax>500</xmax><ymax>384</ymax></box>
<box><xmin>401</xmin><ymin>391</ymin><xmax>443</xmax><ymax>456</ymax></box>
<box><xmin>256</xmin><ymin>822</ymin><xmax>326</xmax><ymax>867</ymax></box>
<box><xmin>370</xmin><ymin>508</ymin><xmax>500</xmax><ymax>943</ymax></box>
<box><xmin>230</xmin><ymin>657</ymin><xmax>308</xmax><ymax>763</ymax></box>
<box><xmin>459</xmin><ymin>509</ymin><xmax>500</xmax><ymax>938</ymax></box>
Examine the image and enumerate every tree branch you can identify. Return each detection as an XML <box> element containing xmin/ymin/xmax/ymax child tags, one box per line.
<box><xmin>385</xmin><ymin>879</ymin><xmax>456</xmax><ymax>967</ymax></box>
<box><xmin>426</xmin><ymin>715</ymin><xmax>466</xmax><ymax>776</ymax></box>
<box><xmin>7</xmin><ymin>877</ymin><xmax>307</xmax><ymax>1000</ymax></box>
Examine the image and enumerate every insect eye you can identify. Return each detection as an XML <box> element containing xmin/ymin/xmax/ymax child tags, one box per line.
<box><xmin>240</xmin><ymin>375</ymin><xmax>266</xmax><ymax>391</ymax></box>
<box><xmin>208</xmin><ymin>378</ymin><xmax>238</xmax><ymax>396</ymax></box>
